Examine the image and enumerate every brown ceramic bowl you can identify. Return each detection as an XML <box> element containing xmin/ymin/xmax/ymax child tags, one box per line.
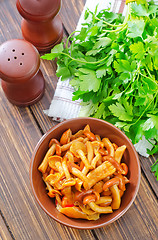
<box><xmin>30</xmin><ymin>117</ymin><xmax>141</xmax><ymax>229</ymax></box>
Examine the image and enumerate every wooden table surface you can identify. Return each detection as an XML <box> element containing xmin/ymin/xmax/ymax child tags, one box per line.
<box><xmin>0</xmin><ymin>0</ymin><xmax>158</xmax><ymax>240</ymax></box>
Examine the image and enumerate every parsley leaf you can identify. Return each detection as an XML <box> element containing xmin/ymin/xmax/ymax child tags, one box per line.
<box><xmin>129</xmin><ymin>42</ymin><xmax>145</xmax><ymax>59</ymax></box>
<box><xmin>113</xmin><ymin>59</ymin><xmax>132</xmax><ymax>73</ymax></box>
<box><xmin>109</xmin><ymin>102</ymin><xmax>133</xmax><ymax>121</ymax></box>
<box><xmin>131</xmin><ymin>2</ymin><xmax>149</xmax><ymax>16</ymax></box>
<box><xmin>56</xmin><ymin>65</ymin><xmax>72</xmax><ymax>81</ymax></box>
<box><xmin>93</xmin><ymin>37</ymin><xmax>112</xmax><ymax>49</ymax></box>
<box><xmin>127</xmin><ymin>19</ymin><xmax>145</xmax><ymax>38</ymax></box>
<box><xmin>96</xmin><ymin>66</ymin><xmax>107</xmax><ymax>78</ymax></box>
<box><xmin>78</xmin><ymin>68</ymin><xmax>101</xmax><ymax>92</ymax></box>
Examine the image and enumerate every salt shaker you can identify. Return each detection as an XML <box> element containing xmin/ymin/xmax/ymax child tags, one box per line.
<box><xmin>16</xmin><ymin>0</ymin><xmax>63</xmax><ymax>52</ymax></box>
<box><xmin>0</xmin><ymin>39</ymin><xmax>45</xmax><ymax>106</ymax></box>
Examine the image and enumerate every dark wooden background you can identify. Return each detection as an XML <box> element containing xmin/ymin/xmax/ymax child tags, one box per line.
<box><xmin>0</xmin><ymin>0</ymin><xmax>158</xmax><ymax>239</ymax></box>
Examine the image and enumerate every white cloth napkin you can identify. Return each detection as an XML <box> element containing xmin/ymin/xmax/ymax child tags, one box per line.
<box><xmin>44</xmin><ymin>0</ymin><xmax>127</xmax><ymax>122</ymax></box>
<box><xmin>44</xmin><ymin>0</ymin><xmax>155</xmax><ymax>157</ymax></box>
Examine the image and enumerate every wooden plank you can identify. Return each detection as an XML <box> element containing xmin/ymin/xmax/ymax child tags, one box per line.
<box><xmin>139</xmin><ymin>154</ymin><xmax>158</xmax><ymax>197</ymax></box>
<box><xmin>60</xmin><ymin>0</ymin><xmax>86</xmax><ymax>34</ymax></box>
<box><xmin>0</xmin><ymin>86</ymin><xmax>95</xmax><ymax>240</ymax></box>
<box><xmin>0</xmin><ymin>0</ymin><xmax>22</xmax><ymax>42</ymax></box>
<box><xmin>0</xmin><ymin>1</ymin><xmax>158</xmax><ymax>240</ymax></box>
<box><xmin>29</xmin><ymin>58</ymin><xmax>60</xmax><ymax>133</ymax></box>
<box><xmin>0</xmin><ymin>214</ymin><xmax>13</xmax><ymax>240</ymax></box>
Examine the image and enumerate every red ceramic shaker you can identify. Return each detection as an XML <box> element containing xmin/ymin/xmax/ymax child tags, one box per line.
<box><xmin>16</xmin><ymin>0</ymin><xmax>63</xmax><ymax>52</ymax></box>
<box><xmin>0</xmin><ymin>39</ymin><xmax>45</xmax><ymax>106</ymax></box>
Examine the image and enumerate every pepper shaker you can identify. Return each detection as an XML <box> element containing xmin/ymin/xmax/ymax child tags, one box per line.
<box><xmin>16</xmin><ymin>0</ymin><xmax>63</xmax><ymax>52</ymax></box>
<box><xmin>0</xmin><ymin>39</ymin><xmax>45</xmax><ymax>106</ymax></box>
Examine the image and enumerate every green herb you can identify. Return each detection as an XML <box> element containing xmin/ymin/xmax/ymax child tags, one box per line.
<box><xmin>151</xmin><ymin>159</ymin><xmax>158</xmax><ymax>180</ymax></box>
<box><xmin>41</xmin><ymin>0</ymin><xmax>158</xmax><ymax>173</ymax></box>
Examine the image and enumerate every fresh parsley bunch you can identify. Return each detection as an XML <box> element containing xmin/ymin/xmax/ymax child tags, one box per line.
<box><xmin>42</xmin><ymin>0</ymin><xmax>158</xmax><ymax>177</ymax></box>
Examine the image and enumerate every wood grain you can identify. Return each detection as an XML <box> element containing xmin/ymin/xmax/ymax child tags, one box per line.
<box><xmin>139</xmin><ymin>154</ymin><xmax>158</xmax><ymax>197</ymax></box>
<box><xmin>60</xmin><ymin>0</ymin><xmax>86</xmax><ymax>34</ymax></box>
<box><xmin>0</xmin><ymin>86</ymin><xmax>95</xmax><ymax>240</ymax></box>
<box><xmin>0</xmin><ymin>0</ymin><xmax>158</xmax><ymax>240</ymax></box>
<box><xmin>0</xmin><ymin>214</ymin><xmax>13</xmax><ymax>240</ymax></box>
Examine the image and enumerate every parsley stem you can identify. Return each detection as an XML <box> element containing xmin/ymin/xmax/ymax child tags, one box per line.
<box><xmin>66</xmin><ymin>30</ymin><xmax>80</xmax><ymax>52</ymax></box>
<box><xmin>123</xmin><ymin>63</ymin><xmax>141</xmax><ymax>93</ymax></box>
<box><xmin>99</xmin><ymin>2</ymin><xmax>131</xmax><ymax>29</ymax></box>
<box><xmin>140</xmin><ymin>72</ymin><xmax>158</xmax><ymax>86</ymax></box>
<box><xmin>94</xmin><ymin>16</ymin><xmax>124</xmax><ymax>28</ymax></box>
<box><xmin>145</xmin><ymin>65</ymin><xmax>153</xmax><ymax>79</ymax></box>
<box><xmin>95</xmin><ymin>2</ymin><xmax>131</xmax><ymax>33</ymax></box>
<box><xmin>151</xmin><ymin>159</ymin><xmax>158</xmax><ymax>167</ymax></box>
<box><xmin>103</xmin><ymin>23</ymin><xmax>127</xmax><ymax>33</ymax></box>
<box><xmin>61</xmin><ymin>52</ymin><xmax>108</xmax><ymax>65</ymax></box>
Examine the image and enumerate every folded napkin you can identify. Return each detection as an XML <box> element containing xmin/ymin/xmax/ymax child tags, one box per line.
<box><xmin>44</xmin><ymin>0</ymin><xmax>127</xmax><ymax>122</ymax></box>
<box><xmin>44</xmin><ymin>0</ymin><xmax>155</xmax><ymax>157</ymax></box>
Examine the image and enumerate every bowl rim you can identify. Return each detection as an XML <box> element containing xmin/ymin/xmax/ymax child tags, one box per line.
<box><xmin>30</xmin><ymin>117</ymin><xmax>141</xmax><ymax>229</ymax></box>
